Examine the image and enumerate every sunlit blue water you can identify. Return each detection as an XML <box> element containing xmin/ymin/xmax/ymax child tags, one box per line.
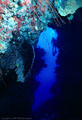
<box><xmin>32</xmin><ymin>27</ymin><xmax>59</xmax><ymax>110</ymax></box>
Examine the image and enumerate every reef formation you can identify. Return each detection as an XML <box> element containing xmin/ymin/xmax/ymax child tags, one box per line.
<box><xmin>0</xmin><ymin>0</ymin><xmax>82</xmax><ymax>82</ymax></box>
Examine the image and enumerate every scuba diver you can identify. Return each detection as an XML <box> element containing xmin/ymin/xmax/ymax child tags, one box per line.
<box><xmin>51</xmin><ymin>37</ymin><xmax>57</xmax><ymax>56</ymax></box>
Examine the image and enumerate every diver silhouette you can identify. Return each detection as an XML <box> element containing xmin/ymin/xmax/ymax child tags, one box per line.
<box><xmin>51</xmin><ymin>37</ymin><xmax>57</xmax><ymax>56</ymax></box>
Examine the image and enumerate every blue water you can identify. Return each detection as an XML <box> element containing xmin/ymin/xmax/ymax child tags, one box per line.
<box><xmin>32</xmin><ymin>27</ymin><xmax>59</xmax><ymax>110</ymax></box>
